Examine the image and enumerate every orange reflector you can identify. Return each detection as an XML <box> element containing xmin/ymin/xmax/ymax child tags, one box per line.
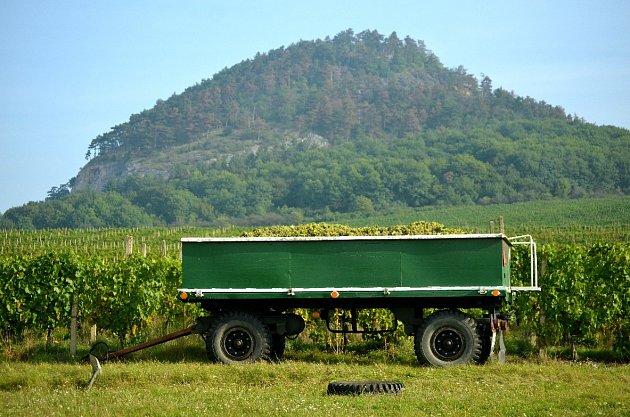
<box><xmin>491</xmin><ymin>290</ymin><xmax>501</xmax><ymax>297</ymax></box>
<box><xmin>180</xmin><ymin>292</ymin><xmax>188</xmax><ymax>300</ymax></box>
<box><xmin>312</xmin><ymin>311</ymin><xmax>321</xmax><ymax>319</ymax></box>
<box><xmin>330</xmin><ymin>290</ymin><xmax>340</xmax><ymax>299</ymax></box>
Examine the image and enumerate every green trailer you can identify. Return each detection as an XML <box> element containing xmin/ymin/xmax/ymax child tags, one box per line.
<box><xmin>178</xmin><ymin>233</ymin><xmax>539</xmax><ymax>366</ymax></box>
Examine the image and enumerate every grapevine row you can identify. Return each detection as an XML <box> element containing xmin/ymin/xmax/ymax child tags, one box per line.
<box><xmin>2</xmin><ymin>220</ymin><xmax>628</xmax><ymax>258</ymax></box>
<box><xmin>510</xmin><ymin>242</ymin><xmax>630</xmax><ymax>356</ymax></box>
<box><xmin>1</xmin><ymin>243</ymin><xmax>628</xmax><ymax>357</ymax></box>
<box><xmin>0</xmin><ymin>253</ymin><xmax>193</xmax><ymax>348</ymax></box>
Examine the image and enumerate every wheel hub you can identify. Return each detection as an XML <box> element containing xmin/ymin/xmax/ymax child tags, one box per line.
<box><xmin>224</xmin><ymin>329</ymin><xmax>253</xmax><ymax>360</ymax></box>
<box><xmin>432</xmin><ymin>328</ymin><xmax>464</xmax><ymax>361</ymax></box>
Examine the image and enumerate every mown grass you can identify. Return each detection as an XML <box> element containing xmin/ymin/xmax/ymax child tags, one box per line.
<box><xmin>1</xmin><ymin>359</ymin><xmax>628</xmax><ymax>417</ymax></box>
<box><xmin>1</xmin><ymin>337</ymin><xmax>628</xmax><ymax>417</ymax></box>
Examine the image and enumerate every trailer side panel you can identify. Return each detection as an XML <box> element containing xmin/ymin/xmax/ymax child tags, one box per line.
<box><xmin>180</xmin><ymin>235</ymin><xmax>510</xmax><ymax>301</ymax></box>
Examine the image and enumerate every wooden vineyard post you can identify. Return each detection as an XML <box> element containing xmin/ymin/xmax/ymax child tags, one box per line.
<box><xmin>161</xmin><ymin>240</ymin><xmax>167</xmax><ymax>257</ymax></box>
<box><xmin>537</xmin><ymin>252</ymin><xmax>548</xmax><ymax>358</ymax></box>
<box><xmin>70</xmin><ymin>298</ymin><xmax>78</xmax><ymax>357</ymax></box>
<box><xmin>125</xmin><ymin>236</ymin><xmax>133</xmax><ymax>258</ymax></box>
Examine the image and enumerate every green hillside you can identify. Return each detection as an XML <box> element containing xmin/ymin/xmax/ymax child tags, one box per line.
<box><xmin>1</xmin><ymin>29</ymin><xmax>628</xmax><ymax>229</ymax></box>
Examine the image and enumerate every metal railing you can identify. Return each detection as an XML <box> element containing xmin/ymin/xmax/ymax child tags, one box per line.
<box><xmin>508</xmin><ymin>235</ymin><xmax>540</xmax><ymax>292</ymax></box>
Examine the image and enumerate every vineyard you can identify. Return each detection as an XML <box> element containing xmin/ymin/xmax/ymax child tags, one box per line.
<box><xmin>338</xmin><ymin>196</ymin><xmax>630</xmax><ymax>244</ymax></box>
<box><xmin>2</xmin><ymin>197</ymin><xmax>629</xmax><ymax>259</ymax></box>
<box><xmin>1</xmin><ymin>220</ymin><xmax>627</xmax><ymax>260</ymax></box>
<box><xmin>510</xmin><ymin>242</ymin><xmax>630</xmax><ymax>357</ymax></box>
<box><xmin>0</xmin><ymin>226</ymin><xmax>243</xmax><ymax>259</ymax></box>
<box><xmin>1</xmin><ymin>219</ymin><xmax>629</xmax><ymax>360</ymax></box>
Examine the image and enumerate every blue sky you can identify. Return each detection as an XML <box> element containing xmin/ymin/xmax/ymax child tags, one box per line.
<box><xmin>1</xmin><ymin>0</ymin><xmax>629</xmax><ymax>213</ymax></box>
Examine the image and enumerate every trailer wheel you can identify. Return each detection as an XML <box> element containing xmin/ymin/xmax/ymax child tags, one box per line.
<box><xmin>414</xmin><ymin>310</ymin><xmax>481</xmax><ymax>366</ymax></box>
<box><xmin>475</xmin><ymin>320</ymin><xmax>492</xmax><ymax>365</ymax></box>
<box><xmin>204</xmin><ymin>319</ymin><xmax>219</xmax><ymax>362</ymax></box>
<box><xmin>270</xmin><ymin>333</ymin><xmax>286</xmax><ymax>361</ymax></box>
<box><xmin>206</xmin><ymin>312</ymin><xmax>272</xmax><ymax>364</ymax></box>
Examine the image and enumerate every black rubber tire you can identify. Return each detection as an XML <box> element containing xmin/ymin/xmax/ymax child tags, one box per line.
<box><xmin>206</xmin><ymin>311</ymin><xmax>272</xmax><ymax>364</ymax></box>
<box><xmin>414</xmin><ymin>310</ymin><xmax>481</xmax><ymax>366</ymax></box>
<box><xmin>327</xmin><ymin>381</ymin><xmax>404</xmax><ymax>395</ymax></box>
<box><xmin>204</xmin><ymin>319</ymin><xmax>219</xmax><ymax>362</ymax></box>
<box><xmin>270</xmin><ymin>333</ymin><xmax>286</xmax><ymax>361</ymax></box>
<box><xmin>475</xmin><ymin>320</ymin><xmax>492</xmax><ymax>365</ymax></box>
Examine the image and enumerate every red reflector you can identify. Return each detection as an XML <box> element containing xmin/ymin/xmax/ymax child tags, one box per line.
<box><xmin>330</xmin><ymin>290</ymin><xmax>340</xmax><ymax>299</ymax></box>
<box><xmin>491</xmin><ymin>290</ymin><xmax>501</xmax><ymax>296</ymax></box>
<box><xmin>180</xmin><ymin>292</ymin><xmax>188</xmax><ymax>300</ymax></box>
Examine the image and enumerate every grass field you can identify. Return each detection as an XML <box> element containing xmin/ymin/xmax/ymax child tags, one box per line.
<box><xmin>1</xmin><ymin>338</ymin><xmax>629</xmax><ymax>417</ymax></box>
<box><xmin>1</xmin><ymin>358</ymin><xmax>628</xmax><ymax>416</ymax></box>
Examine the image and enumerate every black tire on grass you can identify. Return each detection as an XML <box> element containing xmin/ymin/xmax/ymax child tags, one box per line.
<box><xmin>475</xmin><ymin>319</ymin><xmax>492</xmax><ymax>365</ymax></box>
<box><xmin>206</xmin><ymin>311</ymin><xmax>272</xmax><ymax>364</ymax></box>
<box><xmin>414</xmin><ymin>310</ymin><xmax>481</xmax><ymax>366</ymax></box>
<box><xmin>327</xmin><ymin>381</ymin><xmax>404</xmax><ymax>395</ymax></box>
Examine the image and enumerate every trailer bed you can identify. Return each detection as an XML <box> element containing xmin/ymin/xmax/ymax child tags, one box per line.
<box><xmin>179</xmin><ymin>234</ymin><xmax>512</xmax><ymax>302</ymax></box>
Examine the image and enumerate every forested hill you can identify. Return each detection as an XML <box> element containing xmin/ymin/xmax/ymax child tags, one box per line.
<box><xmin>2</xmin><ymin>29</ymin><xmax>629</xmax><ymax>229</ymax></box>
<box><xmin>81</xmin><ymin>29</ymin><xmax>571</xmax><ymax>159</ymax></box>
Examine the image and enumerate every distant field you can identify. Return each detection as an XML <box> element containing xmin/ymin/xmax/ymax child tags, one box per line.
<box><xmin>0</xmin><ymin>225</ymin><xmax>242</xmax><ymax>258</ymax></box>
<box><xmin>338</xmin><ymin>195</ymin><xmax>630</xmax><ymax>243</ymax></box>
<box><xmin>1</xmin><ymin>196</ymin><xmax>628</xmax><ymax>258</ymax></box>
